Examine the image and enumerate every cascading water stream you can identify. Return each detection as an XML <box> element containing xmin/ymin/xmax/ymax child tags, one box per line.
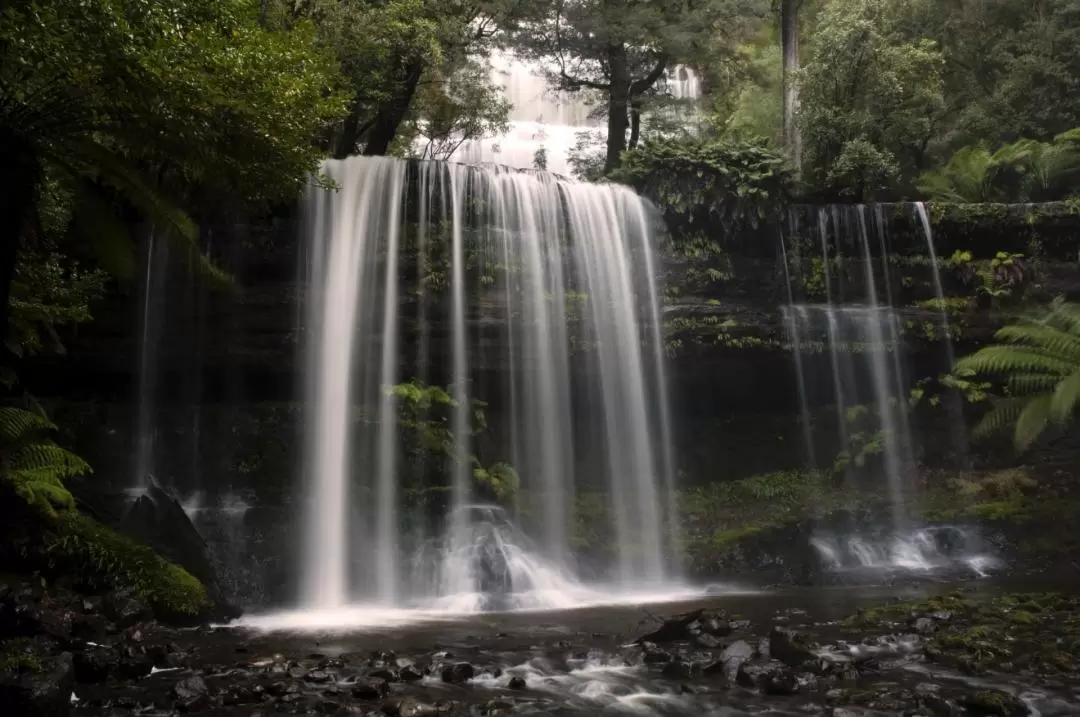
<box><xmin>297</xmin><ymin>156</ymin><xmax>682</xmax><ymax>616</ymax></box>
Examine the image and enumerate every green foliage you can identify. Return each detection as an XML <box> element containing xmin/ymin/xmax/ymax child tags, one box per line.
<box><xmin>38</xmin><ymin>513</ymin><xmax>208</xmax><ymax>616</ymax></box>
<box><xmin>8</xmin><ymin>251</ymin><xmax>108</xmax><ymax>358</ymax></box>
<box><xmin>0</xmin><ymin>406</ymin><xmax>90</xmax><ymax>519</ymax></box>
<box><xmin>473</xmin><ymin>462</ymin><xmax>519</xmax><ymax>502</ymax></box>
<box><xmin>954</xmin><ymin>299</ymin><xmax>1080</xmax><ymax>450</ymax></box>
<box><xmin>615</xmin><ymin>135</ymin><xmax>791</xmax><ymax>241</ymax></box>
<box><xmin>919</xmin><ymin>133</ymin><xmax>1080</xmax><ymax>203</ymax></box>
<box><xmin>800</xmin><ymin>0</ymin><xmax>944</xmax><ymax>199</ymax></box>
<box><xmin>0</xmin><ymin>0</ymin><xmax>346</xmax><ymax>293</ymax></box>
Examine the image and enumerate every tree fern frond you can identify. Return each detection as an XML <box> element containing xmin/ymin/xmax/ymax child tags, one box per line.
<box><xmin>955</xmin><ymin>345</ymin><xmax>1075</xmax><ymax>377</ymax></box>
<box><xmin>0</xmin><ymin>406</ymin><xmax>58</xmax><ymax>446</ymax></box>
<box><xmin>10</xmin><ymin>443</ymin><xmax>92</xmax><ymax>479</ymax></box>
<box><xmin>972</xmin><ymin>397</ymin><xmax>1031</xmax><ymax>438</ymax></box>
<box><xmin>1041</xmin><ymin>298</ymin><xmax>1080</xmax><ymax>335</ymax></box>
<box><xmin>1014</xmin><ymin>394</ymin><xmax>1054</xmax><ymax>451</ymax></box>
<box><xmin>1049</xmin><ymin>370</ymin><xmax>1080</xmax><ymax>424</ymax></box>
<box><xmin>995</xmin><ymin>322</ymin><xmax>1080</xmax><ymax>359</ymax></box>
<box><xmin>1005</xmin><ymin>373</ymin><xmax>1062</xmax><ymax>396</ymax></box>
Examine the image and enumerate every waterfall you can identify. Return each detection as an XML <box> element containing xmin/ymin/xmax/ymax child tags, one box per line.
<box><xmin>783</xmin><ymin>207</ymin><xmax>916</xmax><ymax>531</ymax></box>
<box><xmin>300</xmin><ymin>156</ymin><xmax>677</xmax><ymax>611</ymax></box>
<box><xmin>446</xmin><ymin>52</ymin><xmax>701</xmax><ymax>174</ymax></box>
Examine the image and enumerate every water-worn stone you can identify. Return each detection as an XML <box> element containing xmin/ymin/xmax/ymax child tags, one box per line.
<box><xmin>661</xmin><ymin>659</ymin><xmax>701</xmax><ymax>679</ymax></box>
<box><xmin>172</xmin><ymin>675</ymin><xmax>209</xmax><ymax>712</ymax></box>
<box><xmin>736</xmin><ymin>659</ymin><xmax>793</xmax><ymax>689</ymax></box>
<box><xmin>704</xmin><ymin>640</ymin><xmax>754</xmax><ymax>682</ymax></box>
<box><xmin>383</xmin><ymin>697</ymin><xmax>440</xmax><ymax>717</ymax></box>
<box><xmin>638</xmin><ymin>609</ymin><xmax>731</xmax><ymax>644</ymax></box>
<box><xmin>103</xmin><ymin>590</ymin><xmax>152</xmax><ymax>630</ymax></box>
<box><xmin>352</xmin><ymin>677</ymin><xmax>390</xmax><ymax>699</ymax></box>
<box><xmin>508</xmin><ymin>676</ymin><xmax>527</xmax><ymax>690</ymax></box>
<box><xmin>399</xmin><ymin>664</ymin><xmax>424</xmax><ymax>681</ymax></box>
<box><xmin>769</xmin><ymin>627</ymin><xmax>817</xmax><ymax>667</ymax></box>
<box><xmin>0</xmin><ymin>651</ymin><xmax>74</xmax><ymax>717</ymax></box>
<box><xmin>959</xmin><ymin>689</ymin><xmax>1030</xmax><ymax>717</ymax></box>
<box><xmin>440</xmin><ymin>662</ymin><xmax>475</xmax><ymax>684</ymax></box>
<box><xmin>73</xmin><ymin>647</ymin><xmax>116</xmax><ymax>683</ymax></box>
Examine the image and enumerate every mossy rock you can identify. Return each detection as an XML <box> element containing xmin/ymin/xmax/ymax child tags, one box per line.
<box><xmin>33</xmin><ymin>513</ymin><xmax>209</xmax><ymax>619</ymax></box>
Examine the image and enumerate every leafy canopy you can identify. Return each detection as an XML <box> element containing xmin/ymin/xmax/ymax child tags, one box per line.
<box><xmin>799</xmin><ymin>0</ymin><xmax>944</xmax><ymax>199</ymax></box>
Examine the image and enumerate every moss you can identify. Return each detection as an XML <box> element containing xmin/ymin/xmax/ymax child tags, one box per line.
<box><xmin>37</xmin><ymin>513</ymin><xmax>209</xmax><ymax>617</ymax></box>
<box><xmin>1007</xmin><ymin>610</ymin><xmax>1036</xmax><ymax>625</ymax></box>
<box><xmin>710</xmin><ymin>525</ymin><xmax>763</xmax><ymax>549</ymax></box>
<box><xmin>0</xmin><ymin>639</ymin><xmax>44</xmax><ymax>672</ymax></box>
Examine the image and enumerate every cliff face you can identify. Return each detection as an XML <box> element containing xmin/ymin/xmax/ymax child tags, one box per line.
<box><xmin>28</xmin><ymin>201</ymin><xmax>1080</xmax><ymax>606</ymax></box>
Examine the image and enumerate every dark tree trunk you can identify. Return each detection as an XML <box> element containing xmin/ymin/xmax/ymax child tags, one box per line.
<box><xmin>604</xmin><ymin>45</ymin><xmax>631</xmax><ymax>174</ymax></box>
<box><xmin>781</xmin><ymin>0</ymin><xmax>802</xmax><ymax>179</ymax></box>
<box><xmin>628</xmin><ymin>99</ymin><xmax>643</xmax><ymax>150</ymax></box>
<box><xmin>333</xmin><ymin>102</ymin><xmax>368</xmax><ymax>159</ymax></box>
<box><xmin>0</xmin><ymin>148</ymin><xmax>36</xmax><ymax>368</ymax></box>
<box><xmin>362</xmin><ymin>59</ymin><xmax>426</xmax><ymax>157</ymax></box>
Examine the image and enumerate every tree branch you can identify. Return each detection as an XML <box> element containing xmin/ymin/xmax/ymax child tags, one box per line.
<box><xmin>630</xmin><ymin>54</ymin><xmax>670</xmax><ymax>96</ymax></box>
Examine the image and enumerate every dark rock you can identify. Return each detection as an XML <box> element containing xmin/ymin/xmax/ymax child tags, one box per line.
<box><xmin>661</xmin><ymin>660</ymin><xmax>701</xmax><ymax>679</ymax></box>
<box><xmin>222</xmin><ymin>685</ymin><xmax>263</xmax><ymax>705</ymax></box>
<box><xmin>70</xmin><ymin>613</ymin><xmax>107</xmax><ymax>642</ymax></box>
<box><xmin>267</xmin><ymin>680</ymin><xmax>301</xmax><ymax>697</ymax></box>
<box><xmin>317</xmin><ymin>699</ymin><xmax>344</xmax><ymax>714</ymax></box>
<box><xmin>306</xmin><ymin>669</ymin><xmax>332</xmax><ymax>683</ymax></box>
<box><xmin>0</xmin><ymin>651</ymin><xmax>74</xmax><ymax>717</ymax></box>
<box><xmin>73</xmin><ymin>647</ymin><xmax>116</xmax><ymax>683</ymax></box>
<box><xmin>399</xmin><ymin>664</ymin><xmax>424</xmax><ymax>681</ymax></box>
<box><xmin>119</xmin><ymin>480</ymin><xmax>223</xmax><ymax>608</ymax></box>
<box><xmin>116</xmin><ymin>645</ymin><xmax>153</xmax><ymax>680</ymax></box>
<box><xmin>440</xmin><ymin>662</ymin><xmax>475</xmax><ymax>684</ymax></box>
<box><xmin>352</xmin><ymin>677</ymin><xmax>390</xmax><ymax>699</ymax></box>
<box><xmin>146</xmin><ymin>642</ymin><xmax>187</xmax><ymax>669</ymax></box>
<box><xmin>913</xmin><ymin>617</ymin><xmax>937</xmax><ymax>635</ymax></box>
<box><xmin>694</xmin><ymin>633</ymin><xmax>722</xmax><ymax>648</ymax></box>
<box><xmin>103</xmin><ymin>590</ymin><xmax>152</xmax><ymax>630</ymax></box>
<box><xmin>959</xmin><ymin>689</ymin><xmax>1030</xmax><ymax>717</ymax></box>
<box><xmin>172</xmin><ymin>675</ymin><xmax>209</xmax><ymax>712</ymax></box>
<box><xmin>763</xmin><ymin>667</ymin><xmax>800</xmax><ymax>696</ymax></box>
<box><xmin>383</xmin><ymin>697</ymin><xmax>440</xmax><ymax>717</ymax></box>
<box><xmin>769</xmin><ymin>627</ymin><xmax>817</xmax><ymax>667</ymax></box>
<box><xmin>736</xmin><ymin>659</ymin><xmax>793</xmax><ymax>689</ymax></box>
<box><xmin>638</xmin><ymin>609</ymin><xmax>731</xmax><ymax>644</ymax></box>
<box><xmin>81</xmin><ymin>597</ymin><xmax>102</xmax><ymax>615</ymax></box>
<box><xmin>507</xmin><ymin>676</ymin><xmax>527</xmax><ymax>690</ymax></box>
<box><xmin>369</xmin><ymin>667</ymin><xmax>399</xmax><ymax>682</ymax></box>
<box><xmin>730</xmin><ymin>620</ymin><xmax>752</xmax><ymax>631</ymax></box>
<box><xmin>704</xmin><ymin>639</ymin><xmax>754</xmax><ymax>683</ymax></box>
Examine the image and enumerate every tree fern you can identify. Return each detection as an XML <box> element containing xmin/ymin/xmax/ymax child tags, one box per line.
<box><xmin>0</xmin><ymin>405</ymin><xmax>91</xmax><ymax>519</ymax></box>
<box><xmin>955</xmin><ymin>299</ymin><xmax>1080</xmax><ymax>449</ymax></box>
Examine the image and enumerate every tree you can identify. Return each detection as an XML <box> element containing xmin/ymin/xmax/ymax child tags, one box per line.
<box><xmin>954</xmin><ymin>299</ymin><xmax>1080</xmax><ymax>451</ymax></box>
<box><xmin>268</xmin><ymin>0</ymin><xmax>517</xmax><ymax>158</ymax></box>
<box><xmin>0</xmin><ymin>0</ymin><xmax>346</xmax><ymax>351</ymax></box>
<box><xmin>799</xmin><ymin>0</ymin><xmax>944</xmax><ymax>199</ymax></box>
<box><xmin>779</xmin><ymin>0</ymin><xmax>802</xmax><ymax>178</ymax></box>
<box><xmin>507</xmin><ymin>0</ymin><xmax>764</xmax><ymax>173</ymax></box>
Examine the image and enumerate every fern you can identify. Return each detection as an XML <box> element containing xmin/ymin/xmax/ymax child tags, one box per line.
<box><xmin>955</xmin><ymin>299</ymin><xmax>1080</xmax><ymax>449</ymax></box>
<box><xmin>0</xmin><ymin>405</ymin><xmax>92</xmax><ymax>519</ymax></box>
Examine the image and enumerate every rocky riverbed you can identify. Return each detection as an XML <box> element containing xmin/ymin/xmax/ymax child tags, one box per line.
<box><xmin>3</xmin><ymin>579</ymin><xmax>1080</xmax><ymax>716</ymax></box>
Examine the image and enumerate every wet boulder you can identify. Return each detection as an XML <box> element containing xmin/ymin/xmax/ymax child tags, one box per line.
<box><xmin>440</xmin><ymin>662</ymin><xmax>475</xmax><ymax>684</ymax></box>
<box><xmin>507</xmin><ymin>676</ymin><xmax>527</xmax><ymax>690</ymax></box>
<box><xmin>352</xmin><ymin>676</ymin><xmax>391</xmax><ymax>699</ymax></box>
<box><xmin>103</xmin><ymin>589</ymin><xmax>152</xmax><ymax>630</ymax></box>
<box><xmin>172</xmin><ymin>675</ymin><xmax>210</xmax><ymax>712</ymax></box>
<box><xmin>736</xmin><ymin>659</ymin><xmax>795</xmax><ymax>690</ymax></box>
<box><xmin>0</xmin><ymin>651</ymin><xmax>75</xmax><ymax>717</ymax></box>
<box><xmin>383</xmin><ymin>697</ymin><xmax>440</xmax><ymax>717</ymax></box>
<box><xmin>704</xmin><ymin>639</ymin><xmax>754</xmax><ymax>683</ymax></box>
<box><xmin>661</xmin><ymin>659</ymin><xmax>701</xmax><ymax>679</ymax></box>
<box><xmin>638</xmin><ymin>608</ymin><xmax>731</xmax><ymax>644</ymax></box>
<box><xmin>959</xmin><ymin>689</ymin><xmax>1030</xmax><ymax>717</ymax></box>
<box><xmin>73</xmin><ymin>646</ymin><xmax>117</xmax><ymax>683</ymax></box>
<box><xmin>769</xmin><ymin>627</ymin><xmax>818</xmax><ymax>667</ymax></box>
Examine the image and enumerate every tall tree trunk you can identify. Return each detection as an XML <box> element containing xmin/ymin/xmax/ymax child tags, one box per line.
<box><xmin>0</xmin><ymin>148</ymin><xmax>36</xmax><ymax>370</ymax></box>
<box><xmin>781</xmin><ymin>0</ymin><xmax>802</xmax><ymax>180</ymax></box>
<box><xmin>628</xmin><ymin>98</ymin><xmax>643</xmax><ymax>151</ymax></box>
<box><xmin>604</xmin><ymin>44</ymin><xmax>631</xmax><ymax>175</ymax></box>
<box><xmin>363</xmin><ymin>59</ymin><xmax>426</xmax><ymax>157</ymax></box>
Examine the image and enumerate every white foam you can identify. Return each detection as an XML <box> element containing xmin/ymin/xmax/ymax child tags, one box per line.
<box><xmin>228</xmin><ymin>583</ymin><xmax>754</xmax><ymax>633</ymax></box>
